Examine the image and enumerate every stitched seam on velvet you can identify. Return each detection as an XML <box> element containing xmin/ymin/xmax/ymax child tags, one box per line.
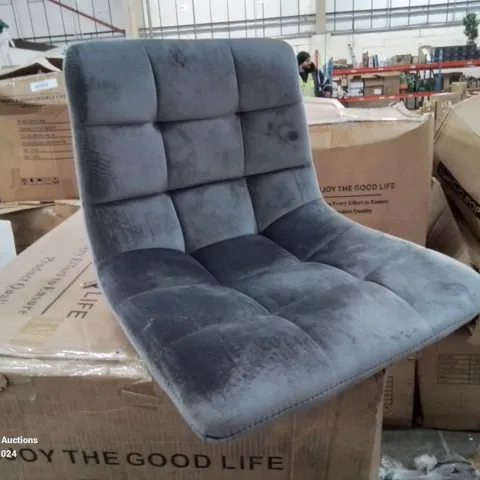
<box><xmin>168</xmin><ymin>192</ymin><xmax>188</xmax><ymax>252</ymax></box>
<box><xmin>204</xmin><ymin>311</ymin><xmax>472</xmax><ymax>441</ymax></box>
<box><xmin>247</xmin><ymin>164</ymin><xmax>317</xmax><ymax>233</ymax></box>
<box><xmin>142</xmin><ymin>46</ymin><xmax>159</xmax><ymax>121</ymax></box>
<box><xmin>156</xmin><ymin>315</ymin><xmax>270</xmax><ymax>360</ymax></box>
<box><xmin>228</xmin><ymin>42</ymin><xmax>260</xmax><ymax>235</ymax></box>
<box><xmin>361</xmin><ymin>244</ymin><xmax>420</xmax><ymax>281</ymax></box>
<box><xmin>80</xmin><ymin>100</ymin><xmax>305</xmax><ymax>128</ymax></box>
<box><xmin>86</xmin><ymin>165</ymin><xmax>315</xmax><ymax>208</ymax></box>
<box><xmin>273</xmin><ymin>278</ymin><xmax>357</xmax><ymax>317</ymax></box>
<box><xmin>305</xmin><ymin>224</ymin><xmax>356</xmax><ymax>263</ymax></box>
<box><xmin>116</xmin><ymin>282</ymin><xmax>220</xmax><ymax>308</ymax></box>
<box><xmin>261</xmin><ymin>198</ymin><xmax>320</xmax><ymax>237</ymax></box>
<box><xmin>364</xmin><ymin>279</ymin><xmax>434</xmax><ymax>336</ymax></box>
<box><xmin>230</xmin><ymin>262</ymin><xmax>301</xmax><ymax>286</ymax></box>
<box><xmin>304</xmin><ymin>260</ymin><xmax>358</xmax><ymax>283</ymax></box>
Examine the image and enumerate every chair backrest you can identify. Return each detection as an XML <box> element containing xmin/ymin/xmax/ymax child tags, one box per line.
<box><xmin>65</xmin><ymin>39</ymin><xmax>321</xmax><ymax>261</ymax></box>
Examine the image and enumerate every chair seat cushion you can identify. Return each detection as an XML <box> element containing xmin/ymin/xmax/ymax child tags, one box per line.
<box><xmin>97</xmin><ymin>200</ymin><xmax>480</xmax><ymax>441</ymax></box>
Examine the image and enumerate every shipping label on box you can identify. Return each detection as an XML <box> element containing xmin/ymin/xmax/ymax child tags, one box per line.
<box><xmin>418</xmin><ymin>327</ymin><xmax>480</xmax><ymax>431</ymax></box>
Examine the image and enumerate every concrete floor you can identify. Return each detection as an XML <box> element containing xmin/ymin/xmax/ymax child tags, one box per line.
<box><xmin>381</xmin><ymin>429</ymin><xmax>480</xmax><ymax>479</ymax></box>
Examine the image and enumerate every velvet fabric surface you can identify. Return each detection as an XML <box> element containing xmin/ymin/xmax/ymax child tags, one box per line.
<box><xmin>64</xmin><ymin>38</ymin><xmax>480</xmax><ymax>442</ymax></box>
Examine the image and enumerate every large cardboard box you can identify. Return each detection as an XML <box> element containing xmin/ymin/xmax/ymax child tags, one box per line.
<box><xmin>418</xmin><ymin>179</ymin><xmax>479</xmax><ymax>430</ymax></box>
<box><xmin>382</xmin><ymin>358</ymin><xmax>416</xmax><ymax>428</ymax></box>
<box><xmin>363</xmin><ymin>76</ymin><xmax>384</xmax><ymax>96</ymax></box>
<box><xmin>0</xmin><ymin>200</ymin><xmax>79</xmax><ymax>253</ymax></box>
<box><xmin>418</xmin><ymin>327</ymin><xmax>480</xmax><ymax>431</ymax></box>
<box><xmin>0</xmin><ymin>62</ymin><xmax>77</xmax><ymax>202</ymax></box>
<box><xmin>0</xmin><ymin>212</ymin><xmax>384</xmax><ymax>480</ymax></box>
<box><xmin>427</xmin><ymin>178</ymin><xmax>471</xmax><ymax>266</ymax></box>
<box><xmin>306</xmin><ymin>102</ymin><xmax>433</xmax><ymax>246</ymax></box>
<box><xmin>430</xmin><ymin>92</ymin><xmax>463</xmax><ymax>131</ymax></box>
<box><xmin>435</xmin><ymin>97</ymin><xmax>480</xmax><ymax>252</ymax></box>
<box><xmin>305</xmin><ymin>102</ymin><xmax>434</xmax><ymax>427</ymax></box>
<box><xmin>381</xmin><ymin>73</ymin><xmax>401</xmax><ymax>96</ymax></box>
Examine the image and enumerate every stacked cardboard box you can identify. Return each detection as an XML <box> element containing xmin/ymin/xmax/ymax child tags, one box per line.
<box><xmin>417</xmin><ymin>92</ymin><xmax>463</xmax><ymax>132</ymax></box>
<box><xmin>0</xmin><ymin>63</ymin><xmax>76</xmax><ymax>202</ymax></box>
<box><xmin>434</xmin><ymin>96</ymin><xmax>480</xmax><ymax>268</ymax></box>
<box><xmin>417</xmin><ymin>96</ymin><xmax>480</xmax><ymax>431</ymax></box>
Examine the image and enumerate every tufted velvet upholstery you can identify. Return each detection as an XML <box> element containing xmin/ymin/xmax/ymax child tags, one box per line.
<box><xmin>65</xmin><ymin>38</ymin><xmax>480</xmax><ymax>442</ymax></box>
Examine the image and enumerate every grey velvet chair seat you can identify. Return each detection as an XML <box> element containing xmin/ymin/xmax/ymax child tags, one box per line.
<box><xmin>65</xmin><ymin>38</ymin><xmax>480</xmax><ymax>442</ymax></box>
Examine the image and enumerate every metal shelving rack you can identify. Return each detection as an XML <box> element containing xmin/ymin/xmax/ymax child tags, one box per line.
<box><xmin>333</xmin><ymin>59</ymin><xmax>480</xmax><ymax>103</ymax></box>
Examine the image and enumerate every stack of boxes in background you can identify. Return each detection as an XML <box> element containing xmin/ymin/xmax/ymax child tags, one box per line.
<box><xmin>0</xmin><ymin>66</ymin><xmax>478</xmax><ymax>479</ymax></box>
<box><xmin>432</xmin><ymin>44</ymin><xmax>480</xmax><ymax>62</ymax></box>
<box><xmin>0</xmin><ymin>60</ymin><xmax>80</xmax><ymax>271</ymax></box>
<box><xmin>345</xmin><ymin>73</ymin><xmax>402</xmax><ymax>98</ymax></box>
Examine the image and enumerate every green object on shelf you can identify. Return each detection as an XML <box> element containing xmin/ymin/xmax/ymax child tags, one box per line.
<box><xmin>0</xmin><ymin>18</ymin><xmax>9</xmax><ymax>34</ymax></box>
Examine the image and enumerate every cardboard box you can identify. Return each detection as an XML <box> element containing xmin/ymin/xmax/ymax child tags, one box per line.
<box><xmin>0</xmin><ymin>200</ymin><xmax>79</xmax><ymax>253</ymax></box>
<box><xmin>435</xmin><ymin>96</ymin><xmax>480</xmax><ymax>262</ymax></box>
<box><xmin>0</xmin><ymin>63</ymin><xmax>77</xmax><ymax>202</ymax></box>
<box><xmin>418</xmin><ymin>179</ymin><xmax>479</xmax><ymax>430</ymax></box>
<box><xmin>427</xmin><ymin>178</ymin><xmax>471</xmax><ymax>266</ymax></box>
<box><xmin>429</xmin><ymin>92</ymin><xmax>463</xmax><ymax>131</ymax></box>
<box><xmin>418</xmin><ymin>46</ymin><xmax>432</xmax><ymax>64</ymax></box>
<box><xmin>0</xmin><ymin>212</ymin><xmax>384</xmax><ymax>480</ymax></box>
<box><xmin>307</xmin><ymin>102</ymin><xmax>433</xmax><ymax>245</ymax></box>
<box><xmin>363</xmin><ymin>76</ymin><xmax>384</xmax><ymax>97</ymax></box>
<box><xmin>383</xmin><ymin>358</ymin><xmax>415</xmax><ymax>428</ymax></box>
<box><xmin>382</xmin><ymin>73</ymin><xmax>401</xmax><ymax>96</ymax></box>
<box><xmin>418</xmin><ymin>327</ymin><xmax>480</xmax><ymax>431</ymax></box>
<box><xmin>306</xmin><ymin>102</ymin><xmax>434</xmax><ymax>426</ymax></box>
<box><xmin>454</xmin><ymin>208</ymin><xmax>480</xmax><ymax>271</ymax></box>
<box><xmin>391</xmin><ymin>54</ymin><xmax>412</xmax><ymax>66</ymax></box>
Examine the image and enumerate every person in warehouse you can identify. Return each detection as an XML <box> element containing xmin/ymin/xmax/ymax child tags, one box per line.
<box><xmin>297</xmin><ymin>51</ymin><xmax>333</xmax><ymax>98</ymax></box>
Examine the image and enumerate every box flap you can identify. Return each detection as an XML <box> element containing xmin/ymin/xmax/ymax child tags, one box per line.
<box><xmin>0</xmin><ymin>56</ymin><xmax>60</xmax><ymax>81</ymax></box>
<box><xmin>0</xmin><ymin>219</ymin><xmax>16</xmax><ymax>269</ymax></box>
<box><xmin>426</xmin><ymin>178</ymin><xmax>472</xmax><ymax>265</ymax></box>
<box><xmin>0</xmin><ymin>212</ymin><xmax>147</xmax><ymax>380</ymax></box>
<box><xmin>305</xmin><ymin>100</ymin><xmax>426</xmax><ymax>127</ymax></box>
<box><xmin>0</xmin><ymin>200</ymin><xmax>80</xmax><ymax>216</ymax></box>
<box><xmin>307</xmin><ymin>102</ymin><xmax>431</xmax><ymax>150</ymax></box>
<box><xmin>0</xmin><ymin>70</ymin><xmax>65</xmax><ymax>105</ymax></box>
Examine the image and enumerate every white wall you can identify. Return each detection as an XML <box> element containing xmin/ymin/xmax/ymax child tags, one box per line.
<box><xmin>142</xmin><ymin>0</ymin><xmax>316</xmax><ymax>38</ymax></box>
<box><xmin>320</xmin><ymin>26</ymin><xmax>470</xmax><ymax>62</ymax></box>
<box><xmin>309</xmin><ymin>25</ymin><xmax>480</xmax><ymax>76</ymax></box>
<box><xmin>0</xmin><ymin>0</ymin><xmax>127</xmax><ymax>41</ymax></box>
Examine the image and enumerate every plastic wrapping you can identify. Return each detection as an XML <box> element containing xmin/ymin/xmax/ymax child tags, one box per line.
<box><xmin>304</xmin><ymin>96</ymin><xmax>426</xmax><ymax>126</ymax></box>
<box><xmin>0</xmin><ymin>212</ymin><xmax>153</xmax><ymax>386</ymax></box>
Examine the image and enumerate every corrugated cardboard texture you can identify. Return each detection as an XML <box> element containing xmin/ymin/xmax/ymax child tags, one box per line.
<box><xmin>0</xmin><ymin>213</ymin><xmax>384</xmax><ymax>480</ymax></box>
<box><xmin>418</xmin><ymin>327</ymin><xmax>480</xmax><ymax>431</ymax></box>
<box><xmin>305</xmin><ymin>103</ymin><xmax>434</xmax><ymax>427</ymax></box>
<box><xmin>307</xmin><ymin>103</ymin><xmax>434</xmax><ymax>246</ymax></box>
<box><xmin>427</xmin><ymin>178</ymin><xmax>472</xmax><ymax>266</ymax></box>
<box><xmin>0</xmin><ymin>70</ymin><xmax>78</xmax><ymax>202</ymax></box>
<box><xmin>0</xmin><ymin>200</ymin><xmax>79</xmax><ymax>253</ymax></box>
<box><xmin>418</xmin><ymin>180</ymin><xmax>480</xmax><ymax>428</ymax></box>
<box><xmin>435</xmin><ymin>96</ymin><xmax>480</xmax><ymax>244</ymax></box>
<box><xmin>382</xmin><ymin>358</ymin><xmax>415</xmax><ymax>428</ymax></box>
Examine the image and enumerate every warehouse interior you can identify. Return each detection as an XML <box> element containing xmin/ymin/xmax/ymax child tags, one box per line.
<box><xmin>0</xmin><ymin>1</ymin><xmax>479</xmax><ymax>480</ymax></box>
